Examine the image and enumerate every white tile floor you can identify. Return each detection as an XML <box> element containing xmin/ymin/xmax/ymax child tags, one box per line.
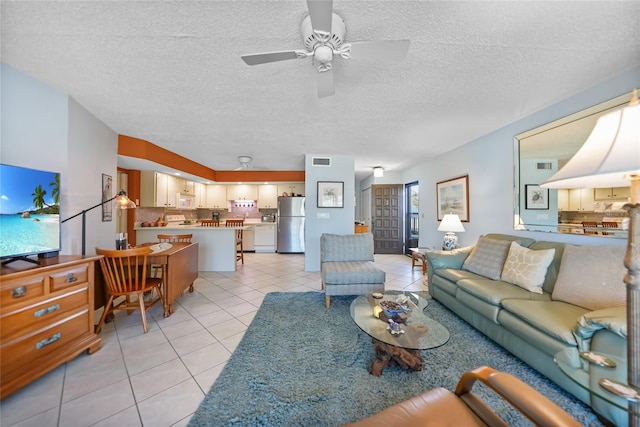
<box><xmin>0</xmin><ymin>253</ymin><xmax>426</xmax><ymax>427</ymax></box>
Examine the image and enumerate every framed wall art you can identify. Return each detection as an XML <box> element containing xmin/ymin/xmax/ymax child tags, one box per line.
<box><xmin>436</xmin><ymin>175</ymin><xmax>469</xmax><ymax>221</ymax></box>
<box><xmin>102</xmin><ymin>173</ymin><xmax>113</xmax><ymax>221</ymax></box>
<box><xmin>317</xmin><ymin>181</ymin><xmax>344</xmax><ymax>208</ymax></box>
<box><xmin>525</xmin><ymin>184</ymin><xmax>549</xmax><ymax>210</ymax></box>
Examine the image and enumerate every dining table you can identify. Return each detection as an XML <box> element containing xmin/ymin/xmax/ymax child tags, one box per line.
<box><xmin>140</xmin><ymin>241</ymin><xmax>199</xmax><ymax>317</ymax></box>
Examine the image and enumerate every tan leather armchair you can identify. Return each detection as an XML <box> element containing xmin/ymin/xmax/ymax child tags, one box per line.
<box><xmin>345</xmin><ymin>366</ymin><xmax>581</xmax><ymax>427</ymax></box>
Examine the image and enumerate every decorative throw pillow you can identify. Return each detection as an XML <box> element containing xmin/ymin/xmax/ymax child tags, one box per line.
<box><xmin>461</xmin><ymin>236</ymin><xmax>513</xmax><ymax>280</ymax></box>
<box><xmin>552</xmin><ymin>245</ymin><xmax>627</xmax><ymax>311</ymax></box>
<box><xmin>501</xmin><ymin>242</ymin><xmax>555</xmax><ymax>294</ymax></box>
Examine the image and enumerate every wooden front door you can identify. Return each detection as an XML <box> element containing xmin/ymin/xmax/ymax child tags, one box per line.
<box><xmin>371</xmin><ymin>184</ymin><xmax>404</xmax><ymax>254</ymax></box>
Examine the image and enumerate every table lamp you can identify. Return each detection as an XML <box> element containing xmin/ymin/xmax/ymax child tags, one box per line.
<box><xmin>437</xmin><ymin>213</ymin><xmax>465</xmax><ymax>250</ymax></box>
<box><xmin>62</xmin><ymin>189</ymin><xmax>136</xmax><ymax>255</ymax></box>
<box><xmin>541</xmin><ymin>89</ymin><xmax>639</xmax><ymax>424</ymax></box>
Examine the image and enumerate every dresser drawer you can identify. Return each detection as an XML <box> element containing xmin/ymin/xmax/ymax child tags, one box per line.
<box><xmin>0</xmin><ymin>276</ymin><xmax>45</xmax><ymax>308</ymax></box>
<box><xmin>1</xmin><ymin>286</ymin><xmax>89</xmax><ymax>341</ymax></box>
<box><xmin>50</xmin><ymin>264</ymin><xmax>89</xmax><ymax>292</ymax></box>
<box><xmin>1</xmin><ymin>308</ymin><xmax>89</xmax><ymax>373</ymax></box>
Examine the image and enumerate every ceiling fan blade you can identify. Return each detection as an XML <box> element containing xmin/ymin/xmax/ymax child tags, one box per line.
<box><xmin>306</xmin><ymin>0</ymin><xmax>333</xmax><ymax>34</ymax></box>
<box><xmin>348</xmin><ymin>40</ymin><xmax>411</xmax><ymax>62</ymax></box>
<box><xmin>241</xmin><ymin>50</ymin><xmax>301</xmax><ymax>66</ymax></box>
<box><xmin>317</xmin><ymin>68</ymin><xmax>334</xmax><ymax>98</ymax></box>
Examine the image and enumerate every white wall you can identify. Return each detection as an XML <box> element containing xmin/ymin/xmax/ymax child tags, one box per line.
<box><xmin>401</xmin><ymin>65</ymin><xmax>640</xmax><ymax>250</ymax></box>
<box><xmin>304</xmin><ymin>154</ymin><xmax>355</xmax><ymax>271</ymax></box>
<box><xmin>1</xmin><ymin>63</ymin><xmax>119</xmax><ymax>255</ymax></box>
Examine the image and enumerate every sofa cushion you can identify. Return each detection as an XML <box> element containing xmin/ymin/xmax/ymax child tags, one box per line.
<box><xmin>501</xmin><ymin>299</ymin><xmax>590</xmax><ymax>346</ymax></box>
<box><xmin>321</xmin><ymin>261</ymin><xmax>385</xmax><ymax>285</ymax></box>
<box><xmin>462</xmin><ymin>236</ymin><xmax>512</xmax><ymax>280</ymax></box>
<box><xmin>501</xmin><ymin>242</ymin><xmax>555</xmax><ymax>294</ymax></box>
<box><xmin>434</xmin><ymin>268</ymin><xmax>484</xmax><ymax>284</ymax></box>
<box><xmin>426</xmin><ymin>247</ymin><xmax>472</xmax><ymax>270</ymax></box>
<box><xmin>552</xmin><ymin>245</ymin><xmax>627</xmax><ymax>310</ymax></box>
<box><xmin>528</xmin><ymin>241</ymin><xmax>566</xmax><ymax>294</ymax></box>
<box><xmin>456</xmin><ymin>278</ymin><xmax>551</xmax><ymax>306</ymax></box>
<box><xmin>320</xmin><ymin>233</ymin><xmax>374</xmax><ymax>262</ymax></box>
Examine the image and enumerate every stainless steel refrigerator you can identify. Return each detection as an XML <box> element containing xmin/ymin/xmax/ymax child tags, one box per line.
<box><xmin>277</xmin><ymin>196</ymin><xmax>305</xmax><ymax>253</ymax></box>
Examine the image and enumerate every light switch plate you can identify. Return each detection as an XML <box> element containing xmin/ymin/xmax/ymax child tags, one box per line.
<box><xmin>317</xmin><ymin>212</ymin><xmax>330</xmax><ymax>219</ymax></box>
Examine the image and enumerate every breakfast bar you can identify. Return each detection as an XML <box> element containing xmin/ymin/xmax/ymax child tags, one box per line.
<box><xmin>135</xmin><ymin>224</ymin><xmax>247</xmax><ymax>271</ymax></box>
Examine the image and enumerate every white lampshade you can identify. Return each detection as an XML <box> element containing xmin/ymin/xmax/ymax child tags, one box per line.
<box><xmin>437</xmin><ymin>214</ymin><xmax>465</xmax><ymax>232</ymax></box>
<box><xmin>541</xmin><ymin>91</ymin><xmax>640</xmax><ymax>192</ymax></box>
<box><xmin>373</xmin><ymin>167</ymin><xmax>384</xmax><ymax>178</ymax></box>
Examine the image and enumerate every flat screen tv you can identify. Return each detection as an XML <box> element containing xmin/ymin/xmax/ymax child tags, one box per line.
<box><xmin>0</xmin><ymin>164</ymin><xmax>61</xmax><ymax>265</ymax></box>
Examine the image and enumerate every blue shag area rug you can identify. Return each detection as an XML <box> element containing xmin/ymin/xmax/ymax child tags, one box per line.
<box><xmin>189</xmin><ymin>292</ymin><xmax>603</xmax><ymax>426</ymax></box>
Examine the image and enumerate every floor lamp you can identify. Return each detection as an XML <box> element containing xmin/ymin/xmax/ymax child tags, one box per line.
<box><xmin>61</xmin><ymin>190</ymin><xmax>136</xmax><ymax>255</ymax></box>
<box><xmin>541</xmin><ymin>89</ymin><xmax>639</xmax><ymax>425</ymax></box>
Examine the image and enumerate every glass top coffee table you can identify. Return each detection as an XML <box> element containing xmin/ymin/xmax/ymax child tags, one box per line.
<box><xmin>350</xmin><ymin>291</ymin><xmax>450</xmax><ymax>376</ymax></box>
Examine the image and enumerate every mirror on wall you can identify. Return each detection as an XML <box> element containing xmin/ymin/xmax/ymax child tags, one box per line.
<box><xmin>514</xmin><ymin>91</ymin><xmax>632</xmax><ymax>239</ymax></box>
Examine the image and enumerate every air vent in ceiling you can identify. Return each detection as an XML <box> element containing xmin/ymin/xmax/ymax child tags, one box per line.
<box><xmin>536</xmin><ymin>162</ymin><xmax>553</xmax><ymax>170</ymax></box>
<box><xmin>312</xmin><ymin>157</ymin><xmax>331</xmax><ymax>167</ymax></box>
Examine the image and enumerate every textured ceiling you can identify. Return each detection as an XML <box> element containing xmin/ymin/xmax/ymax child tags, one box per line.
<box><xmin>2</xmin><ymin>1</ymin><xmax>639</xmax><ymax>181</ymax></box>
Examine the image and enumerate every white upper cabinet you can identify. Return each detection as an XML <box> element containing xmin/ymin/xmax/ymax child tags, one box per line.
<box><xmin>140</xmin><ymin>171</ymin><xmax>177</xmax><ymax>207</ymax></box>
<box><xmin>227</xmin><ymin>184</ymin><xmax>258</xmax><ymax>200</ymax></box>
<box><xmin>258</xmin><ymin>185</ymin><xmax>278</xmax><ymax>208</ymax></box>
<box><xmin>277</xmin><ymin>183</ymin><xmax>305</xmax><ymax>197</ymax></box>
<box><xmin>594</xmin><ymin>187</ymin><xmax>631</xmax><ymax>201</ymax></box>
<box><xmin>194</xmin><ymin>182</ymin><xmax>206</xmax><ymax>208</ymax></box>
<box><xmin>206</xmin><ymin>184</ymin><xmax>227</xmax><ymax>208</ymax></box>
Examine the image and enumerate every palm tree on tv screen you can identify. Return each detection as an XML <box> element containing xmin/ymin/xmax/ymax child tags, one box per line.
<box><xmin>49</xmin><ymin>173</ymin><xmax>60</xmax><ymax>205</ymax></box>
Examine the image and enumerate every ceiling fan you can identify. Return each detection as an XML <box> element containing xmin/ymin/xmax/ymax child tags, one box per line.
<box><xmin>241</xmin><ymin>0</ymin><xmax>410</xmax><ymax>98</ymax></box>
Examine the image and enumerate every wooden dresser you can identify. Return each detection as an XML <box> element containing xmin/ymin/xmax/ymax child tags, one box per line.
<box><xmin>0</xmin><ymin>256</ymin><xmax>102</xmax><ymax>399</ymax></box>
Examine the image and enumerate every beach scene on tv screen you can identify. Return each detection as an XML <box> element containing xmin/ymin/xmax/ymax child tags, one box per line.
<box><xmin>0</xmin><ymin>165</ymin><xmax>60</xmax><ymax>258</ymax></box>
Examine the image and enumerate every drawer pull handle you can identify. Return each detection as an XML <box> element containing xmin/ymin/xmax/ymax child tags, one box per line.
<box><xmin>34</xmin><ymin>304</ymin><xmax>61</xmax><ymax>318</ymax></box>
<box><xmin>66</xmin><ymin>273</ymin><xmax>78</xmax><ymax>283</ymax></box>
<box><xmin>35</xmin><ymin>332</ymin><xmax>61</xmax><ymax>350</ymax></box>
<box><xmin>11</xmin><ymin>286</ymin><xmax>26</xmax><ymax>299</ymax></box>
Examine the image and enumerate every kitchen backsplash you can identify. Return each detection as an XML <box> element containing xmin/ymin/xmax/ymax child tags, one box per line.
<box><xmin>135</xmin><ymin>206</ymin><xmax>277</xmax><ymax>223</ymax></box>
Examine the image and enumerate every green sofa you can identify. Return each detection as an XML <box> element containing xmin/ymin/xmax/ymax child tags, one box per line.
<box><xmin>426</xmin><ymin>233</ymin><xmax>628</xmax><ymax>426</ymax></box>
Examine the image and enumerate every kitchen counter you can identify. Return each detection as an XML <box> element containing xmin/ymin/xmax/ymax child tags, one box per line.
<box><xmin>136</xmin><ymin>225</ymin><xmax>250</xmax><ymax>271</ymax></box>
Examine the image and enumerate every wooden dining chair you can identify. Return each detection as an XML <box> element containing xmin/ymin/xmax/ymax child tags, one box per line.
<box><xmin>96</xmin><ymin>246</ymin><xmax>164</xmax><ymax>334</ymax></box>
<box><xmin>226</xmin><ymin>219</ymin><xmax>244</xmax><ymax>264</ymax></box>
<box><xmin>200</xmin><ymin>219</ymin><xmax>219</xmax><ymax>227</ymax></box>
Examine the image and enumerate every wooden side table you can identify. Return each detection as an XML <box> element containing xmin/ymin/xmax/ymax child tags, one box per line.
<box><xmin>409</xmin><ymin>248</ymin><xmax>430</xmax><ymax>275</ymax></box>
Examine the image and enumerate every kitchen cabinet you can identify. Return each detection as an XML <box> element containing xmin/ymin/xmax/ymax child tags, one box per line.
<box><xmin>0</xmin><ymin>256</ymin><xmax>102</xmax><ymax>399</ymax></box>
<box><xmin>227</xmin><ymin>184</ymin><xmax>258</xmax><ymax>201</ymax></box>
<box><xmin>568</xmin><ymin>188</ymin><xmax>594</xmax><ymax>211</ymax></box>
<box><xmin>254</xmin><ymin>223</ymin><xmax>276</xmax><ymax>252</ymax></box>
<box><xmin>277</xmin><ymin>183</ymin><xmax>305</xmax><ymax>196</ymax></box>
<box><xmin>206</xmin><ymin>184</ymin><xmax>227</xmax><ymax>209</ymax></box>
<box><xmin>243</xmin><ymin>226</ymin><xmax>255</xmax><ymax>251</ymax></box>
<box><xmin>177</xmin><ymin>178</ymin><xmax>195</xmax><ymax>196</ymax></box>
<box><xmin>258</xmin><ymin>185</ymin><xmax>278</xmax><ymax>208</ymax></box>
<box><xmin>194</xmin><ymin>182</ymin><xmax>206</xmax><ymax>208</ymax></box>
<box><xmin>594</xmin><ymin>187</ymin><xmax>631</xmax><ymax>201</ymax></box>
<box><xmin>557</xmin><ymin>189</ymin><xmax>569</xmax><ymax>211</ymax></box>
<box><xmin>140</xmin><ymin>171</ymin><xmax>177</xmax><ymax>208</ymax></box>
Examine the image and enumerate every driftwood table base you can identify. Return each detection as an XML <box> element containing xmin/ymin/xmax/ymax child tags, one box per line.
<box><xmin>368</xmin><ymin>338</ymin><xmax>423</xmax><ymax>376</ymax></box>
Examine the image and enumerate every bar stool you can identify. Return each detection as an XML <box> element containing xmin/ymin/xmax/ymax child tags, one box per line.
<box><xmin>200</xmin><ymin>219</ymin><xmax>219</xmax><ymax>227</ymax></box>
<box><xmin>226</xmin><ymin>219</ymin><xmax>244</xmax><ymax>264</ymax></box>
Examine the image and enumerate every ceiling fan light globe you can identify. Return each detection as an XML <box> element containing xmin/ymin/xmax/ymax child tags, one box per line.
<box><xmin>315</xmin><ymin>45</ymin><xmax>333</xmax><ymax>64</ymax></box>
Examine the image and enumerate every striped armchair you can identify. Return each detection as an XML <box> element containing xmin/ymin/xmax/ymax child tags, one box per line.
<box><xmin>320</xmin><ymin>233</ymin><xmax>386</xmax><ymax>308</ymax></box>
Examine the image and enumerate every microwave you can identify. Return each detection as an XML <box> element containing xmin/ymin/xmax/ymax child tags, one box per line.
<box><xmin>177</xmin><ymin>193</ymin><xmax>196</xmax><ymax>209</ymax></box>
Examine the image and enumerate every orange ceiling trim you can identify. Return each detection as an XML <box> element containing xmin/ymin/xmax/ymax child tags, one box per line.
<box><xmin>118</xmin><ymin>134</ymin><xmax>305</xmax><ymax>183</ymax></box>
<box><xmin>118</xmin><ymin>135</ymin><xmax>216</xmax><ymax>180</ymax></box>
<box><xmin>214</xmin><ymin>170</ymin><xmax>305</xmax><ymax>183</ymax></box>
